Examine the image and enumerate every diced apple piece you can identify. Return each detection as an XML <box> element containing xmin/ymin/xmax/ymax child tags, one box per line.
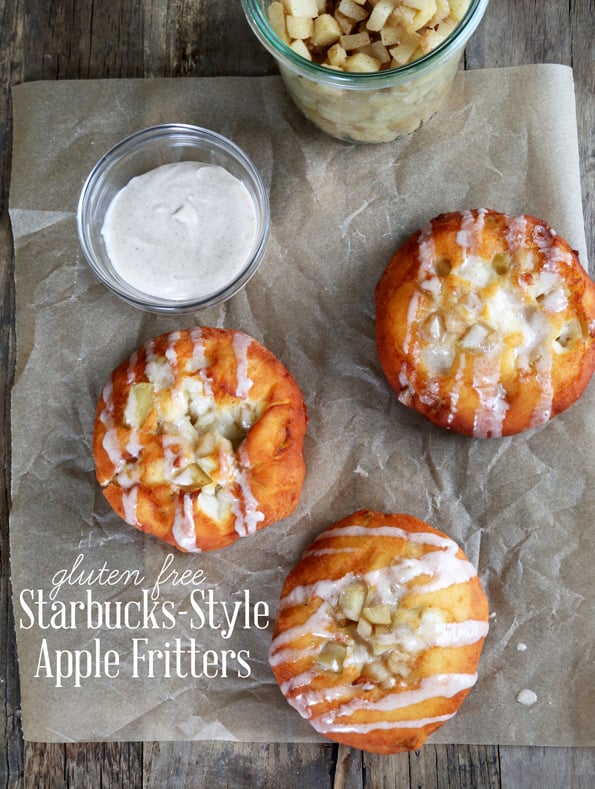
<box><xmin>327</xmin><ymin>42</ymin><xmax>347</xmax><ymax>67</ymax></box>
<box><xmin>365</xmin><ymin>660</ymin><xmax>393</xmax><ymax>684</ymax></box>
<box><xmin>411</xmin><ymin>2</ymin><xmax>438</xmax><ymax>32</ymax></box>
<box><xmin>362</xmin><ymin>604</ymin><xmax>392</xmax><ymax>625</ymax></box>
<box><xmin>380</xmin><ymin>23</ymin><xmax>403</xmax><ymax>46</ymax></box>
<box><xmin>317</xmin><ymin>641</ymin><xmax>347</xmax><ymax>672</ymax></box>
<box><xmin>340</xmin><ymin>31</ymin><xmax>372</xmax><ymax>50</ymax></box>
<box><xmin>339</xmin><ymin>580</ymin><xmax>368</xmax><ymax>621</ymax></box>
<box><xmin>286</xmin><ymin>14</ymin><xmax>314</xmax><ymax>38</ymax></box>
<box><xmin>356</xmin><ymin>616</ymin><xmax>373</xmax><ymax>639</ymax></box>
<box><xmin>371</xmin><ymin>634</ymin><xmax>396</xmax><ymax>655</ymax></box>
<box><xmin>449</xmin><ymin>0</ymin><xmax>469</xmax><ymax>23</ymax></box>
<box><xmin>389</xmin><ymin>41</ymin><xmax>417</xmax><ymax>64</ymax></box>
<box><xmin>282</xmin><ymin>0</ymin><xmax>319</xmax><ymax>18</ymax></box>
<box><xmin>290</xmin><ymin>39</ymin><xmax>313</xmax><ymax>59</ymax></box>
<box><xmin>173</xmin><ymin>463</ymin><xmax>212</xmax><ymax>490</ymax></box>
<box><xmin>367</xmin><ymin>41</ymin><xmax>391</xmax><ymax>63</ymax></box>
<box><xmin>334</xmin><ymin>10</ymin><xmax>355</xmax><ymax>33</ymax></box>
<box><xmin>337</xmin><ymin>0</ymin><xmax>369</xmax><ymax>22</ymax></box>
<box><xmin>311</xmin><ymin>13</ymin><xmax>342</xmax><ymax>47</ymax></box>
<box><xmin>387</xmin><ymin>652</ymin><xmax>412</xmax><ymax>677</ymax></box>
<box><xmin>344</xmin><ymin>52</ymin><xmax>381</xmax><ymax>72</ymax></box>
<box><xmin>367</xmin><ymin>0</ymin><xmax>396</xmax><ymax>32</ymax></box>
<box><xmin>124</xmin><ymin>383</ymin><xmax>154</xmax><ymax>428</ymax></box>
<box><xmin>269</xmin><ymin>2</ymin><xmax>290</xmax><ymax>43</ymax></box>
<box><xmin>460</xmin><ymin>323</ymin><xmax>489</xmax><ymax>350</ymax></box>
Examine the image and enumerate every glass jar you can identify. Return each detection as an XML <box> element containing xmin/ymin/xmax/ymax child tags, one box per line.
<box><xmin>241</xmin><ymin>0</ymin><xmax>489</xmax><ymax>144</ymax></box>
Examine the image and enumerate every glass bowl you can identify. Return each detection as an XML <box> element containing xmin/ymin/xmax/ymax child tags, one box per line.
<box><xmin>77</xmin><ymin>124</ymin><xmax>270</xmax><ymax>313</ymax></box>
<box><xmin>241</xmin><ymin>0</ymin><xmax>489</xmax><ymax>143</ymax></box>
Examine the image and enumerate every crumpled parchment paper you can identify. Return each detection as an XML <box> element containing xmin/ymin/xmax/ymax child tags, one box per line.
<box><xmin>9</xmin><ymin>65</ymin><xmax>594</xmax><ymax>745</ymax></box>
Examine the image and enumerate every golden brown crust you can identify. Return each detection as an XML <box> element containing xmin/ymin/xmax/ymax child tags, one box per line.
<box><xmin>375</xmin><ymin>209</ymin><xmax>595</xmax><ymax>437</ymax></box>
<box><xmin>93</xmin><ymin>327</ymin><xmax>307</xmax><ymax>552</ymax></box>
<box><xmin>269</xmin><ymin>510</ymin><xmax>489</xmax><ymax>754</ymax></box>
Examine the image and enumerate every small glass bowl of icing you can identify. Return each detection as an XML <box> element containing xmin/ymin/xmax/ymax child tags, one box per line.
<box><xmin>77</xmin><ymin>124</ymin><xmax>270</xmax><ymax>313</ymax></box>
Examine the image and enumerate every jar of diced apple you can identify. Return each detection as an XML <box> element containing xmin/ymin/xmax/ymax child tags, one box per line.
<box><xmin>242</xmin><ymin>0</ymin><xmax>489</xmax><ymax>143</ymax></box>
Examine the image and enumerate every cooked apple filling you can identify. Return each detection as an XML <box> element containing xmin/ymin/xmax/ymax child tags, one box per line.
<box><xmin>316</xmin><ymin>578</ymin><xmax>446</xmax><ymax>688</ymax></box>
<box><xmin>118</xmin><ymin>375</ymin><xmax>264</xmax><ymax>495</ymax></box>
<box><xmin>416</xmin><ymin>247</ymin><xmax>579</xmax><ymax>379</ymax></box>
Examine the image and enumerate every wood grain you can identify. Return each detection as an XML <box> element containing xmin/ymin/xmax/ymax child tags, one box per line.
<box><xmin>1</xmin><ymin>0</ymin><xmax>24</xmax><ymax>784</ymax></box>
<box><xmin>3</xmin><ymin>1</ymin><xmax>595</xmax><ymax>786</ymax></box>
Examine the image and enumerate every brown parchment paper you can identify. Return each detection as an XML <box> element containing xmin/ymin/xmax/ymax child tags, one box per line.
<box><xmin>9</xmin><ymin>66</ymin><xmax>595</xmax><ymax>746</ymax></box>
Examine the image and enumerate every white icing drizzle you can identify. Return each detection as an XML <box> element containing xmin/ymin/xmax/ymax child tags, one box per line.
<box><xmin>446</xmin><ymin>355</ymin><xmax>466</xmax><ymax>426</ymax></box>
<box><xmin>316</xmin><ymin>712</ymin><xmax>456</xmax><ymax>734</ymax></box>
<box><xmin>233</xmin><ymin>332</ymin><xmax>254</xmax><ymax>400</ymax></box>
<box><xmin>516</xmin><ymin>688</ymin><xmax>537</xmax><ymax>706</ymax></box>
<box><xmin>121</xmin><ymin>486</ymin><xmax>139</xmax><ymax>526</ymax></box>
<box><xmin>162</xmin><ymin>433</ymin><xmax>185</xmax><ymax>480</ymax></box>
<box><xmin>529</xmin><ymin>352</ymin><xmax>553</xmax><ymax>427</ymax></box>
<box><xmin>312</xmin><ymin>522</ymin><xmax>458</xmax><ymax>549</ymax></box>
<box><xmin>280</xmin><ymin>671</ymin><xmax>319</xmax><ymax>707</ymax></box>
<box><xmin>188</xmin><ymin>327</ymin><xmax>214</xmax><ymax>399</ymax></box>
<box><xmin>271</xmin><ymin>603</ymin><xmax>333</xmax><ymax>652</ymax></box>
<box><xmin>272</xmin><ymin>617</ymin><xmax>488</xmax><ymax>676</ymax></box>
<box><xmin>456</xmin><ymin>208</ymin><xmax>486</xmax><ymax>252</ymax></box>
<box><xmin>269</xmin><ymin>643</ymin><xmax>320</xmax><ymax>668</ymax></box>
<box><xmin>301</xmin><ymin>524</ymin><xmax>480</xmax><ymax>600</ymax></box>
<box><xmin>232</xmin><ymin>445</ymin><xmax>264</xmax><ymax>537</ymax></box>
<box><xmin>100</xmin><ymin>381</ymin><xmax>126</xmax><ymax>472</ymax></box>
<box><xmin>126</xmin><ymin>351</ymin><xmax>138</xmax><ymax>384</ymax></box>
<box><xmin>533</xmin><ymin>224</ymin><xmax>562</xmax><ymax>271</ymax></box>
<box><xmin>189</xmin><ymin>327</ymin><xmax>207</xmax><ymax>368</ymax></box>
<box><xmin>433</xmin><ymin>620</ymin><xmax>489</xmax><ymax>647</ymax></box>
<box><xmin>397</xmin><ymin>364</ymin><xmax>414</xmax><ymax>405</ymax></box>
<box><xmin>306</xmin><ymin>673</ymin><xmax>478</xmax><ymax>733</ymax></box>
<box><xmin>403</xmin><ymin>291</ymin><xmax>422</xmax><ymax>357</ymax></box>
<box><xmin>125</xmin><ymin>428</ymin><xmax>142</xmax><ymax>458</ymax></box>
<box><xmin>145</xmin><ymin>339</ymin><xmax>174</xmax><ymax>391</ymax></box>
<box><xmin>172</xmin><ymin>493</ymin><xmax>201</xmax><ymax>553</ymax></box>
<box><xmin>165</xmin><ymin>331</ymin><xmax>182</xmax><ymax>367</ymax></box>
<box><xmin>418</xmin><ymin>221</ymin><xmax>437</xmax><ymax>277</ymax></box>
<box><xmin>505</xmin><ymin>213</ymin><xmax>527</xmax><ymax>252</ymax></box>
<box><xmin>302</xmin><ymin>546</ymin><xmax>360</xmax><ymax>558</ymax></box>
<box><xmin>471</xmin><ymin>354</ymin><xmax>509</xmax><ymax>438</ymax></box>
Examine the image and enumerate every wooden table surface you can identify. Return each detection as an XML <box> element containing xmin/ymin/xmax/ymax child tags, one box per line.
<box><xmin>1</xmin><ymin>1</ymin><xmax>594</xmax><ymax>787</ymax></box>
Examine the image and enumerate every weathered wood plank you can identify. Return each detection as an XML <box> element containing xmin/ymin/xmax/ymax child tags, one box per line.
<box><xmin>1</xmin><ymin>0</ymin><xmax>25</xmax><ymax>785</ymax></box>
<box><xmin>499</xmin><ymin>745</ymin><xmax>595</xmax><ymax>789</ymax></box>
<box><xmin>142</xmin><ymin>0</ymin><xmax>275</xmax><ymax>78</ymax></box>
<box><xmin>143</xmin><ymin>741</ymin><xmax>337</xmax><ymax>788</ymax></box>
<box><xmin>465</xmin><ymin>0</ymin><xmax>572</xmax><ymax>68</ymax></box>
<box><xmin>21</xmin><ymin>0</ymin><xmax>145</xmax><ymax>81</ymax></box>
<box><xmin>333</xmin><ymin>745</ymin><xmax>364</xmax><ymax>789</ymax></box>
<box><xmin>23</xmin><ymin>742</ymin><xmax>65</xmax><ymax>789</ymax></box>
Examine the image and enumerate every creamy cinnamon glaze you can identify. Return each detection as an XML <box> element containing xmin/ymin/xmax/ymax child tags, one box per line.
<box><xmin>101</xmin><ymin>162</ymin><xmax>258</xmax><ymax>301</ymax></box>
<box><xmin>376</xmin><ymin>209</ymin><xmax>595</xmax><ymax>438</ymax></box>
<box><xmin>269</xmin><ymin>512</ymin><xmax>489</xmax><ymax>752</ymax></box>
